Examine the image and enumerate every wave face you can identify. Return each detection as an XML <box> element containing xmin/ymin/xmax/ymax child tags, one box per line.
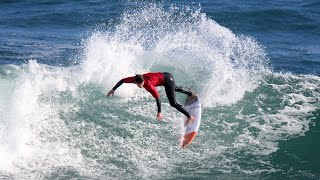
<box><xmin>0</xmin><ymin>3</ymin><xmax>319</xmax><ymax>180</ymax></box>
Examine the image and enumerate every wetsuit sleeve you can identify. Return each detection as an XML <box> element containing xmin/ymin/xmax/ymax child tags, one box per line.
<box><xmin>144</xmin><ymin>85</ymin><xmax>161</xmax><ymax>112</ymax></box>
<box><xmin>112</xmin><ymin>77</ymin><xmax>135</xmax><ymax>91</ymax></box>
<box><xmin>112</xmin><ymin>79</ymin><xmax>124</xmax><ymax>91</ymax></box>
<box><xmin>156</xmin><ymin>98</ymin><xmax>161</xmax><ymax>113</ymax></box>
<box><xmin>147</xmin><ymin>85</ymin><xmax>160</xmax><ymax>99</ymax></box>
<box><xmin>122</xmin><ymin>77</ymin><xmax>135</xmax><ymax>83</ymax></box>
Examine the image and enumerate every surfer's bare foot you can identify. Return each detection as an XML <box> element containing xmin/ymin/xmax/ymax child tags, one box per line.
<box><xmin>187</xmin><ymin>92</ymin><xmax>197</xmax><ymax>100</ymax></box>
<box><xmin>184</xmin><ymin>116</ymin><xmax>195</xmax><ymax>126</ymax></box>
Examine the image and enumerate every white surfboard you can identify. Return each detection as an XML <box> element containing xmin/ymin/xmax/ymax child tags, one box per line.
<box><xmin>180</xmin><ymin>95</ymin><xmax>202</xmax><ymax>148</ymax></box>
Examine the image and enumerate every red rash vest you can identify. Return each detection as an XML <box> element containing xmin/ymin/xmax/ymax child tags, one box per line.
<box><xmin>122</xmin><ymin>72</ymin><xmax>164</xmax><ymax>99</ymax></box>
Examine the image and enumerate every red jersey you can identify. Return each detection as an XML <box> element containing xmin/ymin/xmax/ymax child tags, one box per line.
<box><xmin>122</xmin><ymin>72</ymin><xmax>164</xmax><ymax>99</ymax></box>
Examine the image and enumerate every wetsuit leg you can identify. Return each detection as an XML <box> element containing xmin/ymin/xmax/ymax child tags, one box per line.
<box><xmin>162</xmin><ymin>72</ymin><xmax>191</xmax><ymax>118</ymax></box>
<box><xmin>175</xmin><ymin>86</ymin><xmax>193</xmax><ymax>96</ymax></box>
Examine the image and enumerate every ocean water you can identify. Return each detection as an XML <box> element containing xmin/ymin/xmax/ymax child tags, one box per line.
<box><xmin>0</xmin><ymin>1</ymin><xmax>319</xmax><ymax>179</ymax></box>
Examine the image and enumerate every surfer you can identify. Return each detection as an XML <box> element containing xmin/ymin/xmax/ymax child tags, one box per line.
<box><xmin>107</xmin><ymin>72</ymin><xmax>196</xmax><ymax>125</ymax></box>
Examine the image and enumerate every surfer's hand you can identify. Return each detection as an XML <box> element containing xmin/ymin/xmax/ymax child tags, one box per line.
<box><xmin>107</xmin><ymin>90</ymin><xmax>114</xmax><ymax>97</ymax></box>
<box><xmin>156</xmin><ymin>113</ymin><xmax>163</xmax><ymax>121</ymax></box>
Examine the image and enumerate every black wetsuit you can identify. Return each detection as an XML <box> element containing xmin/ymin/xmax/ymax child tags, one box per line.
<box><xmin>162</xmin><ymin>72</ymin><xmax>193</xmax><ymax>118</ymax></box>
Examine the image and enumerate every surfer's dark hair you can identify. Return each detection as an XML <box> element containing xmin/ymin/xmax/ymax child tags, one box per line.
<box><xmin>134</xmin><ymin>74</ymin><xmax>144</xmax><ymax>84</ymax></box>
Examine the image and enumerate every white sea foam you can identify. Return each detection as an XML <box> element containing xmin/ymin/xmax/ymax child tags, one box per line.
<box><xmin>234</xmin><ymin>72</ymin><xmax>319</xmax><ymax>157</ymax></box>
<box><xmin>0</xmin><ymin>61</ymin><xmax>101</xmax><ymax>178</ymax></box>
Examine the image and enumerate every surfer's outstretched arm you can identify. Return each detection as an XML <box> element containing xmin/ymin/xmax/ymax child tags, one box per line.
<box><xmin>107</xmin><ymin>77</ymin><xmax>135</xmax><ymax>97</ymax></box>
<box><xmin>107</xmin><ymin>79</ymin><xmax>124</xmax><ymax>96</ymax></box>
<box><xmin>112</xmin><ymin>79</ymin><xmax>125</xmax><ymax>91</ymax></box>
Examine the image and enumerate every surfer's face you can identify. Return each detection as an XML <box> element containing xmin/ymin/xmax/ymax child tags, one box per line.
<box><xmin>136</xmin><ymin>81</ymin><xmax>144</xmax><ymax>88</ymax></box>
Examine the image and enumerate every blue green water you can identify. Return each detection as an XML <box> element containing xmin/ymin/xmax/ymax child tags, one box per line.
<box><xmin>0</xmin><ymin>1</ymin><xmax>319</xmax><ymax>179</ymax></box>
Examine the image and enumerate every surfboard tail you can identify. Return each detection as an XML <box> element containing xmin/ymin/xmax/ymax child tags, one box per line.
<box><xmin>181</xmin><ymin>132</ymin><xmax>197</xmax><ymax>149</ymax></box>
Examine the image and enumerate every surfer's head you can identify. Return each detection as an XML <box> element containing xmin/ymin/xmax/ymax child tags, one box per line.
<box><xmin>134</xmin><ymin>74</ymin><xmax>144</xmax><ymax>88</ymax></box>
